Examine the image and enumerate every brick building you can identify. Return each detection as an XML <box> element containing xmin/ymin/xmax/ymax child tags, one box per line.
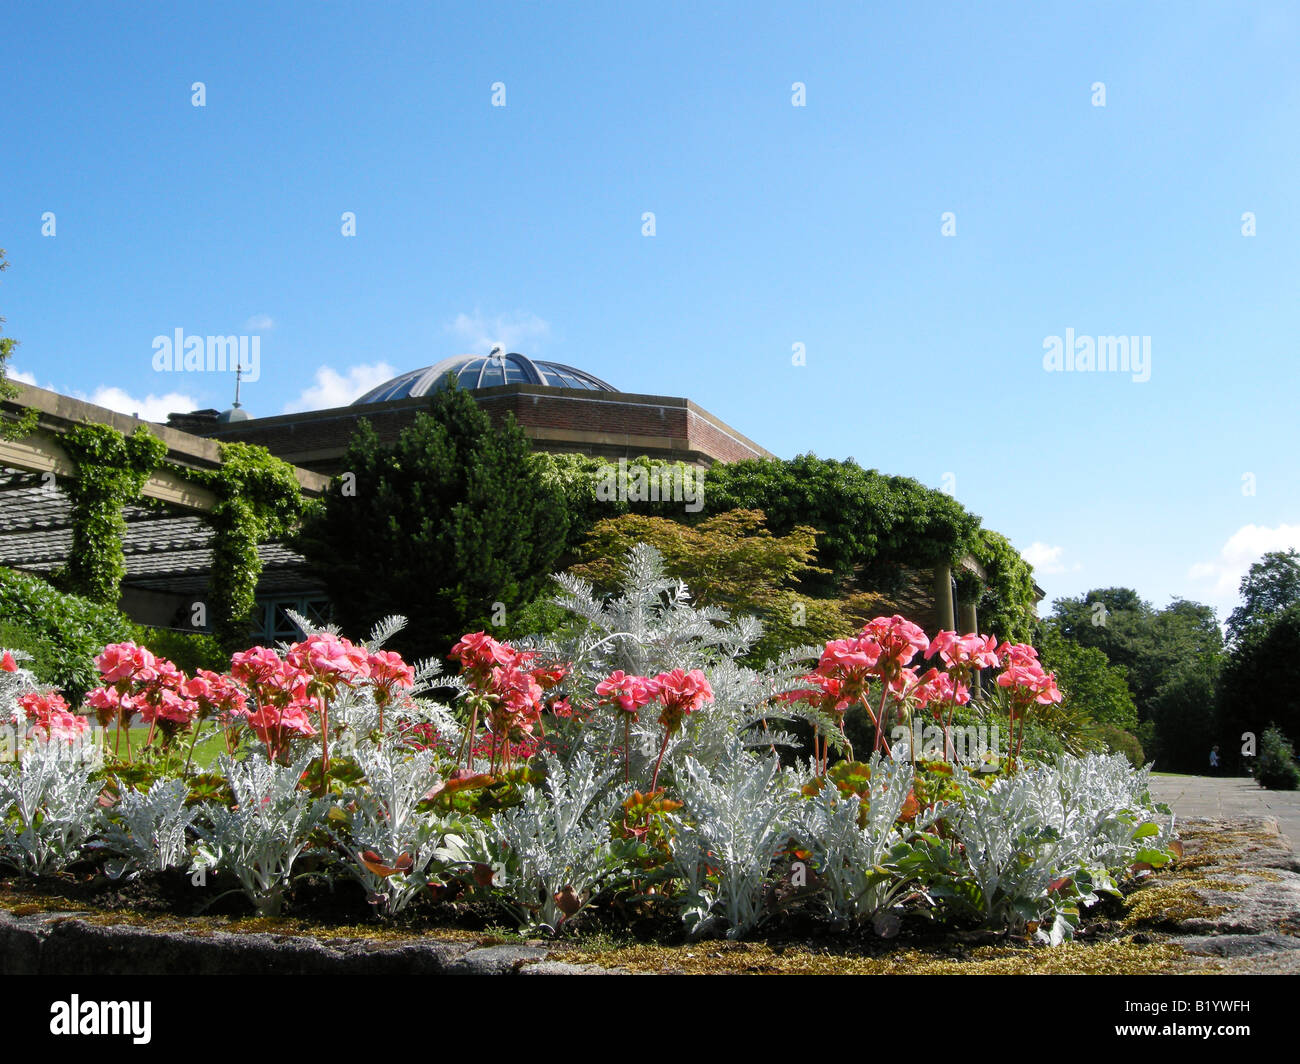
<box><xmin>171</xmin><ymin>351</ymin><xmax>772</xmax><ymax>475</ymax></box>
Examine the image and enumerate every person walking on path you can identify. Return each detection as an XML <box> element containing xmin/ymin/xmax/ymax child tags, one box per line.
<box><xmin>1209</xmin><ymin>745</ymin><xmax>1220</xmax><ymax>775</ymax></box>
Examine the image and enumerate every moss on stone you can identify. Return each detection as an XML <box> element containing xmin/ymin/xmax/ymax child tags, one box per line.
<box><xmin>552</xmin><ymin>937</ymin><xmax>1194</xmax><ymax>975</ymax></box>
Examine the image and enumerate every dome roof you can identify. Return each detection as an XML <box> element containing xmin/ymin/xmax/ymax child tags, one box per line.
<box><xmin>352</xmin><ymin>352</ymin><xmax>617</xmax><ymax>404</ymax></box>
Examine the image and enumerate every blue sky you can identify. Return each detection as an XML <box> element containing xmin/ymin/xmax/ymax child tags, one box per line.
<box><xmin>2</xmin><ymin>1</ymin><xmax>1297</xmax><ymax>623</ymax></box>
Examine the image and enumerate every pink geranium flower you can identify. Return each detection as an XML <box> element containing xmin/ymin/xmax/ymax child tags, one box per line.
<box><xmin>95</xmin><ymin>642</ymin><xmax>159</xmax><ymax>687</ymax></box>
<box><xmin>927</xmin><ymin>631</ymin><xmax>1000</xmax><ymax>676</ymax></box>
<box><xmin>17</xmin><ymin>691</ymin><xmax>89</xmax><ymax>743</ymax></box>
<box><xmin>288</xmin><ymin>633</ymin><xmax>371</xmax><ymax>692</ymax></box>
<box><xmin>595</xmin><ymin>671</ymin><xmax>662</xmax><ymax>719</ymax></box>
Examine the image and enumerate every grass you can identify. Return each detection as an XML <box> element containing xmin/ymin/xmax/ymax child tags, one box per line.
<box><xmin>102</xmin><ymin>725</ymin><xmax>229</xmax><ymax>771</ymax></box>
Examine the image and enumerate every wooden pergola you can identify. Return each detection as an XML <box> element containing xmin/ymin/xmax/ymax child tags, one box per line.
<box><xmin>0</xmin><ymin>382</ymin><xmax>329</xmax><ymax>614</ymax></box>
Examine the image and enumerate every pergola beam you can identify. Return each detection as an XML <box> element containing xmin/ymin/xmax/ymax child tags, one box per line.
<box><xmin>0</xmin><ymin>432</ymin><xmax>218</xmax><ymax>511</ymax></box>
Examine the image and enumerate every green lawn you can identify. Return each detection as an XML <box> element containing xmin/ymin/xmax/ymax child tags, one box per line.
<box><xmin>102</xmin><ymin>726</ymin><xmax>231</xmax><ymax>771</ymax></box>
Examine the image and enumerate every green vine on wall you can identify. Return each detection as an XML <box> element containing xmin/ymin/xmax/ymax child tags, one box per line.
<box><xmin>59</xmin><ymin>424</ymin><xmax>167</xmax><ymax>605</ymax></box>
<box><xmin>185</xmin><ymin>442</ymin><xmax>304</xmax><ymax>652</ymax></box>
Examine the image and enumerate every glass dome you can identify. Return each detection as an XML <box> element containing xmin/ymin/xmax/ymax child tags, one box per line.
<box><xmin>352</xmin><ymin>352</ymin><xmax>617</xmax><ymax>404</ymax></box>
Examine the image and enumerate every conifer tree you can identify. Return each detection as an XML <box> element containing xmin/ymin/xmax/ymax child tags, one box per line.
<box><xmin>295</xmin><ymin>382</ymin><xmax>570</xmax><ymax>659</ymax></box>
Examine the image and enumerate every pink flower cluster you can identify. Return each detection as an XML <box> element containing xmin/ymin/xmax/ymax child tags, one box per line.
<box><xmin>87</xmin><ymin>643</ymin><xmax>199</xmax><ymax>732</ymax></box>
<box><xmin>287</xmin><ymin>633</ymin><xmax>372</xmax><ymax>694</ymax></box>
<box><xmin>369</xmin><ymin>650</ymin><xmax>417</xmax><ymax>707</ymax></box>
<box><xmin>781</xmin><ymin>617</ymin><xmax>1065</xmax><ymax>767</ymax></box>
<box><xmin>926</xmin><ymin>631</ymin><xmax>1000</xmax><ymax>679</ymax></box>
<box><xmin>231</xmin><ymin>646</ymin><xmax>318</xmax><ymax>753</ymax></box>
<box><xmin>594</xmin><ymin>671</ymin><xmax>662</xmax><ymax>717</ymax></box>
<box><xmin>450</xmin><ymin>632</ymin><xmax>571</xmax><ymax>768</ymax></box>
<box><xmin>593</xmin><ymin>666</ymin><xmax>714</xmax><ymax>790</ymax></box>
<box><xmin>233</xmin><ymin>635</ymin><xmax>417</xmax><ymax>759</ymax></box>
<box><xmin>815</xmin><ymin>615</ymin><xmax>931</xmax><ymax>700</ymax></box>
<box><xmin>996</xmin><ymin>642</ymin><xmax>1062</xmax><ymax>710</ymax></box>
<box><xmin>15</xmin><ymin>690</ymin><xmax>89</xmax><ymax>742</ymax></box>
<box><xmin>652</xmin><ymin>669</ymin><xmax>714</xmax><ymax>732</ymax></box>
<box><xmin>594</xmin><ymin>668</ymin><xmax>714</xmax><ymax>733</ymax></box>
<box><xmin>74</xmin><ymin>635</ymin><xmax>419</xmax><ymax>764</ymax></box>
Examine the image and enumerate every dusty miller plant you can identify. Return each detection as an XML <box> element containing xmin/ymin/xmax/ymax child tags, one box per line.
<box><xmin>440</xmin><ymin>744</ymin><xmax>628</xmax><ymax>933</ymax></box>
<box><xmin>192</xmin><ymin>754</ymin><xmax>330</xmax><ymax>916</ymax></box>
<box><xmin>98</xmin><ymin>777</ymin><xmax>197</xmax><ymax>880</ymax></box>
<box><xmin>671</xmin><ymin>740</ymin><xmax>798</xmax><ymax>938</ymax></box>
<box><xmin>338</xmin><ymin>742</ymin><xmax>451</xmax><ymax>915</ymax></box>
<box><xmin>526</xmin><ymin>544</ymin><xmax>844</xmax><ymax>786</ymax></box>
<box><xmin>795</xmin><ymin>753</ymin><xmax>936</xmax><ymax>925</ymax></box>
<box><xmin>0</xmin><ymin>744</ymin><xmax>102</xmax><ymax>876</ymax></box>
<box><xmin>935</xmin><ymin>753</ymin><xmax>1167</xmax><ymax>945</ymax></box>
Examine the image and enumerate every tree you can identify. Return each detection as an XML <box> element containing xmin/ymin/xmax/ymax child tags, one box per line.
<box><xmin>1037</xmin><ymin>623</ymin><xmax>1138</xmax><ymax>731</ymax></box>
<box><xmin>1050</xmin><ymin>590</ymin><xmax>1222</xmax><ymax>713</ymax></box>
<box><xmin>1049</xmin><ymin>589</ymin><xmax>1224</xmax><ymax>771</ymax></box>
<box><xmin>1220</xmin><ymin>602</ymin><xmax>1300</xmax><ymax>770</ymax></box>
<box><xmin>0</xmin><ymin>248</ymin><xmax>39</xmax><ymax>441</ymax></box>
<box><xmin>294</xmin><ymin>382</ymin><xmax>570</xmax><ymax>660</ymax></box>
<box><xmin>1147</xmin><ymin>656</ymin><xmax>1222</xmax><ymax>773</ymax></box>
<box><xmin>1226</xmin><ymin>549</ymin><xmax>1300</xmax><ymax>647</ymax></box>
<box><xmin>704</xmin><ymin>454</ymin><xmax>983</xmax><ymax>594</ymax></box>
<box><xmin>567</xmin><ymin>508</ymin><xmax>848</xmax><ymax>661</ymax></box>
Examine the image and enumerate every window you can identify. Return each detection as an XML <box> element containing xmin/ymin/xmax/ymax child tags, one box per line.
<box><xmin>251</xmin><ymin>595</ymin><xmax>333</xmax><ymax>646</ymax></box>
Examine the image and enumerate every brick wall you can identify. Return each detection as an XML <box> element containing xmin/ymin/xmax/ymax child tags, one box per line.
<box><xmin>204</xmin><ymin>385</ymin><xmax>772</xmax><ymax>472</ymax></box>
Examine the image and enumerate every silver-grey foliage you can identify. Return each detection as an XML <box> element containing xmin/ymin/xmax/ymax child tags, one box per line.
<box><xmin>0</xmin><ymin>745</ymin><xmax>102</xmax><ymax>876</ymax></box>
<box><xmin>99</xmin><ymin>777</ymin><xmax>197</xmax><ymax>880</ymax></box>
<box><xmin>795</xmin><ymin>753</ymin><xmax>932</xmax><ymax>924</ymax></box>
<box><xmin>442</xmin><ymin>745</ymin><xmax>627</xmax><ymax>933</ymax></box>
<box><xmin>192</xmin><ymin>755</ymin><xmax>330</xmax><ymax>916</ymax></box>
<box><xmin>672</xmin><ymin>741</ymin><xmax>798</xmax><ymax>938</ymax></box>
<box><xmin>338</xmin><ymin>743</ymin><xmax>450</xmax><ymax>915</ymax></box>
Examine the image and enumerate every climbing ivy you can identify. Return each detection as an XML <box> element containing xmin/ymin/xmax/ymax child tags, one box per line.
<box><xmin>971</xmin><ymin>529</ymin><xmax>1039</xmax><ymax>644</ymax></box>
<box><xmin>59</xmin><ymin>423</ymin><xmax>168</xmax><ymax>605</ymax></box>
<box><xmin>185</xmin><ymin>442</ymin><xmax>304</xmax><ymax>652</ymax></box>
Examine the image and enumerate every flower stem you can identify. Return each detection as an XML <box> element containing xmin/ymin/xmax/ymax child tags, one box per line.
<box><xmin>650</xmin><ymin>729</ymin><xmax>672</xmax><ymax>793</ymax></box>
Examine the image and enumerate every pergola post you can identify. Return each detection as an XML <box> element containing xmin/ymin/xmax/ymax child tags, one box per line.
<box><xmin>958</xmin><ymin>599</ymin><xmax>978</xmax><ymax>636</ymax></box>
<box><xmin>932</xmin><ymin>561</ymin><xmax>954</xmax><ymax>632</ymax></box>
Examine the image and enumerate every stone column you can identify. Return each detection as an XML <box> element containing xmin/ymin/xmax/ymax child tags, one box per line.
<box><xmin>958</xmin><ymin>599</ymin><xmax>978</xmax><ymax>636</ymax></box>
<box><xmin>932</xmin><ymin>562</ymin><xmax>954</xmax><ymax>632</ymax></box>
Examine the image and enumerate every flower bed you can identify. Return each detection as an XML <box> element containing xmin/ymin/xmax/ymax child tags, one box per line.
<box><xmin>0</xmin><ymin>546</ymin><xmax>1179</xmax><ymax>947</ymax></box>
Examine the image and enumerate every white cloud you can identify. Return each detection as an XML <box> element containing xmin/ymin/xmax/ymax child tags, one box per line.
<box><xmin>283</xmin><ymin>362</ymin><xmax>397</xmax><ymax>413</ymax></box>
<box><xmin>447</xmin><ymin>310</ymin><xmax>550</xmax><ymax>354</ymax></box>
<box><xmin>1021</xmin><ymin>542</ymin><xmax>1078</xmax><ymax>575</ymax></box>
<box><xmin>83</xmin><ymin>386</ymin><xmax>201</xmax><ymax>423</ymax></box>
<box><xmin>245</xmin><ymin>314</ymin><xmax>275</xmax><ymax>331</ymax></box>
<box><xmin>6</xmin><ymin>367</ymin><xmax>40</xmax><ymax>386</ymax></box>
<box><xmin>1188</xmin><ymin>523</ymin><xmax>1300</xmax><ymax>608</ymax></box>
